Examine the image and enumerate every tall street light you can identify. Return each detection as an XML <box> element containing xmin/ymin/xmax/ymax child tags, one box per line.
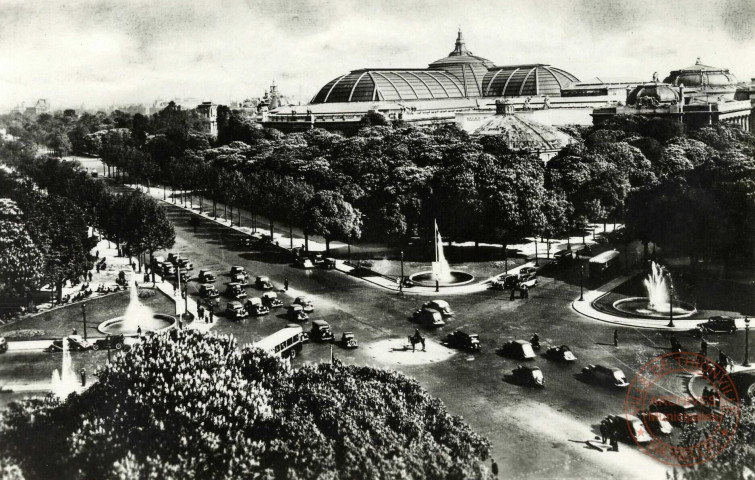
<box><xmin>81</xmin><ymin>303</ymin><xmax>88</xmax><ymax>341</ymax></box>
<box><xmin>579</xmin><ymin>265</ymin><xmax>584</xmax><ymax>301</ymax></box>
<box><xmin>400</xmin><ymin>251</ymin><xmax>404</xmax><ymax>294</ymax></box>
<box><xmin>744</xmin><ymin>317</ymin><xmax>751</xmax><ymax>367</ymax></box>
<box><xmin>667</xmin><ymin>292</ymin><xmax>675</xmax><ymax>328</ymax></box>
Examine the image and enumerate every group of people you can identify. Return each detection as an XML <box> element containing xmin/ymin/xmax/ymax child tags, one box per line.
<box><xmin>599</xmin><ymin>420</ymin><xmax>621</xmax><ymax>451</ymax></box>
<box><xmin>196</xmin><ymin>304</ymin><xmax>215</xmax><ymax>324</ymax></box>
<box><xmin>509</xmin><ymin>283</ymin><xmax>529</xmax><ymax>300</ymax></box>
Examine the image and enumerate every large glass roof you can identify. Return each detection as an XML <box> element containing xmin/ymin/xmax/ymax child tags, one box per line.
<box><xmin>482</xmin><ymin>65</ymin><xmax>579</xmax><ymax>97</ymax></box>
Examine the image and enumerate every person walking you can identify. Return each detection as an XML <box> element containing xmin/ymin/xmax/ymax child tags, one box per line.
<box><xmin>521</xmin><ymin>284</ymin><xmax>529</xmax><ymax>299</ymax></box>
<box><xmin>209</xmin><ymin>307</ymin><xmax>214</xmax><ymax>324</ymax></box>
<box><xmin>72</xmin><ymin>328</ymin><xmax>78</xmax><ymax>336</ymax></box>
<box><xmin>137</xmin><ymin>325</ymin><xmax>142</xmax><ymax>336</ymax></box>
<box><xmin>491</xmin><ymin>458</ymin><xmax>498</xmax><ymax>478</ymax></box>
<box><xmin>284</xmin><ymin>279</ymin><xmax>289</xmax><ymax>291</ymax></box>
<box><xmin>613</xmin><ymin>329</ymin><xmax>619</xmax><ymax>347</ymax></box>
<box><xmin>198</xmin><ymin>305</ymin><xmax>205</xmax><ymax>324</ymax></box>
<box><xmin>600</xmin><ymin>420</ymin><xmax>608</xmax><ymax>444</ymax></box>
<box><xmin>510</xmin><ymin>286</ymin><xmax>516</xmax><ymax>301</ymax></box>
<box><xmin>610</xmin><ymin>431</ymin><xmax>619</xmax><ymax>452</ymax></box>
<box><xmin>88</xmin><ymin>271</ymin><xmax>93</xmax><ymax>282</ymax></box>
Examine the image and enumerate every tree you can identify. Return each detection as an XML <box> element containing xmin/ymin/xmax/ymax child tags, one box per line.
<box><xmin>120</xmin><ymin>191</ymin><xmax>175</xmax><ymax>282</ymax></box>
<box><xmin>0</xmin><ymin>330</ymin><xmax>491</xmax><ymax>480</ymax></box>
<box><xmin>0</xmin><ymin>199</ymin><xmax>44</xmax><ymax>302</ymax></box>
<box><xmin>304</xmin><ymin>191</ymin><xmax>362</xmax><ymax>253</ymax></box>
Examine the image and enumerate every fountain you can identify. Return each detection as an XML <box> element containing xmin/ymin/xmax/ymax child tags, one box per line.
<box><xmin>98</xmin><ymin>275</ymin><xmax>176</xmax><ymax>335</ymax></box>
<box><xmin>408</xmin><ymin>221</ymin><xmax>474</xmax><ymax>287</ymax></box>
<box><xmin>51</xmin><ymin>337</ymin><xmax>79</xmax><ymax>399</ymax></box>
<box><xmin>611</xmin><ymin>261</ymin><xmax>697</xmax><ymax>319</ymax></box>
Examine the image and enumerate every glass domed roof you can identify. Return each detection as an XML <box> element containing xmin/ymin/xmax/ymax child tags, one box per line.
<box><xmin>473</xmin><ymin>107</ymin><xmax>573</xmax><ymax>152</ymax></box>
<box><xmin>663</xmin><ymin>58</ymin><xmax>738</xmax><ymax>89</ymax></box>
<box><xmin>481</xmin><ymin>65</ymin><xmax>578</xmax><ymax>97</ymax></box>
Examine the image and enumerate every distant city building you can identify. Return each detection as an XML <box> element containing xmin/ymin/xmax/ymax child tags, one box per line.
<box><xmin>148</xmin><ymin>98</ymin><xmax>202</xmax><ymax>115</ymax></box>
<box><xmin>230</xmin><ymin>81</ymin><xmax>294</xmax><ymax>119</ymax></box>
<box><xmin>10</xmin><ymin>99</ymin><xmax>50</xmax><ymax>116</ymax></box>
<box><xmin>196</xmin><ymin>101</ymin><xmax>218</xmax><ymax>137</ymax></box>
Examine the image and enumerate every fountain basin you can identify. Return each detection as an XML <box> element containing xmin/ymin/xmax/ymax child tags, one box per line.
<box><xmin>409</xmin><ymin>271</ymin><xmax>475</xmax><ymax>287</ymax></box>
<box><xmin>611</xmin><ymin>297</ymin><xmax>697</xmax><ymax>319</ymax></box>
<box><xmin>98</xmin><ymin>314</ymin><xmax>177</xmax><ymax>336</ymax></box>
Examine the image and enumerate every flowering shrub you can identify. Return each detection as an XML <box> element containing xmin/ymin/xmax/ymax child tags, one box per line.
<box><xmin>0</xmin><ymin>330</ymin><xmax>490</xmax><ymax>480</ymax></box>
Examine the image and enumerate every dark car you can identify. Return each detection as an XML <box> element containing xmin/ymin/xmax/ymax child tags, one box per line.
<box><xmin>512</xmin><ymin>365</ymin><xmax>544</xmax><ymax>387</ymax></box>
<box><xmin>230</xmin><ymin>266</ymin><xmax>248</xmax><ymax>280</ymax></box>
<box><xmin>500</xmin><ymin>340</ymin><xmax>536</xmax><ymax>360</ymax></box>
<box><xmin>603</xmin><ymin>414</ymin><xmax>652</xmax><ymax>443</ymax></box>
<box><xmin>225</xmin><ymin>301</ymin><xmax>248</xmax><ymax>320</ymax></box>
<box><xmin>45</xmin><ymin>335</ymin><xmax>93</xmax><ymax>352</ymax></box>
<box><xmin>310</xmin><ymin>319</ymin><xmax>334</xmax><ymax>342</ymax></box>
<box><xmin>421</xmin><ymin>300</ymin><xmax>453</xmax><ymax>317</ymax></box>
<box><xmin>199</xmin><ymin>284</ymin><xmax>219</xmax><ymax>299</ymax></box>
<box><xmin>321</xmin><ymin>258</ymin><xmax>337</xmax><ymax>269</ymax></box>
<box><xmin>287</xmin><ymin>305</ymin><xmax>309</xmax><ymax>322</ymax></box>
<box><xmin>490</xmin><ymin>274</ymin><xmax>519</xmax><ymax>290</ymax></box>
<box><xmin>245</xmin><ymin>297</ymin><xmax>270</xmax><ymax>316</ymax></box>
<box><xmin>581</xmin><ymin>364</ymin><xmax>629</xmax><ymax>388</ymax></box>
<box><xmin>293</xmin><ymin>296</ymin><xmax>314</xmax><ymax>312</ymax></box>
<box><xmin>552</xmin><ymin>249</ymin><xmax>574</xmax><ymax>265</ymax></box>
<box><xmin>0</xmin><ymin>336</ymin><xmax>7</xmax><ymax>353</ymax></box>
<box><xmin>198</xmin><ymin>270</ymin><xmax>216</xmax><ymax>283</ymax></box>
<box><xmin>518</xmin><ymin>267</ymin><xmax>538</xmax><ymax>277</ymax></box>
<box><xmin>637</xmin><ymin>411</ymin><xmax>673</xmax><ymax>435</ymax></box>
<box><xmin>447</xmin><ymin>330</ymin><xmax>481</xmax><ymax>351</ymax></box>
<box><xmin>696</xmin><ymin>316</ymin><xmax>737</xmax><ymax>334</ymax></box>
<box><xmin>262</xmin><ymin>291</ymin><xmax>283</xmax><ymax>308</ymax></box>
<box><xmin>649</xmin><ymin>397</ymin><xmax>697</xmax><ymax>426</ymax></box>
<box><xmin>168</xmin><ymin>253</ymin><xmax>193</xmax><ymax>270</ymax></box>
<box><xmin>296</xmin><ymin>256</ymin><xmax>315</xmax><ymax>269</ymax></box>
<box><xmin>340</xmin><ymin>332</ymin><xmax>358</xmax><ymax>348</ymax></box>
<box><xmin>225</xmin><ymin>282</ymin><xmax>247</xmax><ymax>300</ymax></box>
<box><xmin>412</xmin><ymin>308</ymin><xmax>445</xmax><ymax>328</ymax></box>
<box><xmin>255</xmin><ymin>276</ymin><xmax>273</xmax><ymax>290</ymax></box>
<box><xmin>230</xmin><ymin>272</ymin><xmax>249</xmax><ymax>286</ymax></box>
<box><xmin>544</xmin><ymin>345</ymin><xmax>577</xmax><ymax>362</ymax></box>
<box><xmin>310</xmin><ymin>253</ymin><xmax>325</xmax><ymax>266</ymax></box>
<box><xmin>93</xmin><ymin>334</ymin><xmax>126</xmax><ymax>351</ymax></box>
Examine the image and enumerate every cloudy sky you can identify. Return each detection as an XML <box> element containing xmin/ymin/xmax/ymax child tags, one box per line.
<box><xmin>2</xmin><ymin>0</ymin><xmax>755</xmax><ymax>110</ymax></box>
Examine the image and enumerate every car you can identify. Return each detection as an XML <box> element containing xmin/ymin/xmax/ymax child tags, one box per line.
<box><xmin>296</xmin><ymin>257</ymin><xmax>315</xmax><ymax>269</ymax></box>
<box><xmin>168</xmin><ymin>253</ymin><xmax>193</xmax><ymax>270</ymax></box>
<box><xmin>321</xmin><ymin>258</ymin><xmax>337</xmax><ymax>269</ymax></box>
<box><xmin>310</xmin><ymin>319</ymin><xmax>335</xmax><ymax>342</ymax></box>
<box><xmin>177</xmin><ymin>268</ymin><xmax>189</xmax><ymax>283</ymax></box>
<box><xmin>637</xmin><ymin>411</ymin><xmax>673</xmax><ymax>435</ymax></box>
<box><xmin>255</xmin><ymin>276</ymin><xmax>273</xmax><ymax>290</ymax></box>
<box><xmin>152</xmin><ymin>255</ymin><xmax>167</xmax><ymax>271</ymax></box>
<box><xmin>518</xmin><ymin>267</ymin><xmax>538</xmax><ymax>277</ymax></box>
<box><xmin>581</xmin><ymin>364</ymin><xmax>630</xmax><ymax>388</ymax></box>
<box><xmin>245</xmin><ymin>297</ymin><xmax>270</xmax><ymax>316</ymax></box>
<box><xmin>237</xmin><ymin>237</ymin><xmax>256</xmax><ymax>248</ymax></box>
<box><xmin>225</xmin><ymin>282</ymin><xmax>247</xmax><ymax>300</ymax></box>
<box><xmin>512</xmin><ymin>365</ymin><xmax>544</xmax><ymax>387</ymax></box>
<box><xmin>287</xmin><ymin>304</ymin><xmax>309</xmax><ymax>322</ymax></box>
<box><xmin>230</xmin><ymin>272</ymin><xmax>249</xmax><ymax>286</ymax></box>
<box><xmin>162</xmin><ymin>263</ymin><xmax>176</xmax><ymax>278</ymax></box>
<box><xmin>286</xmin><ymin>323</ymin><xmax>309</xmax><ymax>343</ymax></box>
<box><xmin>230</xmin><ymin>266</ymin><xmax>248</xmax><ymax>279</ymax></box>
<box><xmin>0</xmin><ymin>336</ymin><xmax>7</xmax><ymax>353</ymax></box>
<box><xmin>412</xmin><ymin>308</ymin><xmax>445</xmax><ymax>328</ymax></box>
<box><xmin>340</xmin><ymin>332</ymin><xmax>358</xmax><ymax>348</ymax></box>
<box><xmin>422</xmin><ymin>300</ymin><xmax>454</xmax><ymax>317</ymax></box>
<box><xmin>490</xmin><ymin>274</ymin><xmax>519</xmax><ymax>290</ymax></box>
<box><xmin>552</xmin><ymin>249</ymin><xmax>574</xmax><ymax>265</ymax></box>
<box><xmin>310</xmin><ymin>253</ymin><xmax>325</xmax><ymax>266</ymax></box>
<box><xmin>649</xmin><ymin>397</ymin><xmax>697</xmax><ymax>426</ymax></box>
<box><xmin>199</xmin><ymin>284</ymin><xmax>219</xmax><ymax>299</ymax></box>
<box><xmin>262</xmin><ymin>291</ymin><xmax>283</xmax><ymax>308</ymax></box>
<box><xmin>500</xmin><ymin>340</ymin><xmax>536</xmax><ymax>360</ymax></box>
<box><xmin>225</xmin><ymin>301</ymin><xmax>248</xmax><ymax>320</ymax></box>
<box><xmin>595</xmin><ymin>236</ymin><xmax>609</xmax><ymax>244</ymax></box>
<box><xmin>696</xmin><ymin>316</ymin><xmax>737</xmax><ymax>334</ymax></box>
<box><xmin>45</xmin><ymin>335</ymin><xmax>93</xmax><ymax>352</ymax></box>
<box><xmin>447</xmin><ymin>330</ymin><xmax>481</xmax><ymax>351</ymax></box>
<box><xmin>544</xmin><ymin>345</ymin><xmax>577</xmax><ymax>362</ymax></box>
<box><xmin>294</xmin><ymin>296</ymin><xmax>314</xmax><ymax>313</ymax></box>
<box><xmin>517</xmin><ymin>273</ymin><xmax>537</xmax><ymax>288</ymax></box>
<box><xmin>198</xmin><ymin>270</ymin><xmax>216</xmax><ymax>283</ymax></box>
<box><xmin>603</xmin><ymin>414</ymin><xmax>652</xmax><ymax>444</ymax></box>
<box><xmin>92</xmin><ymin>334</ymin><xmax>126</xmax><ymax>351</ymax></box>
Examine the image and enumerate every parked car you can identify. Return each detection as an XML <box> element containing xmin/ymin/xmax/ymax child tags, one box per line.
<box><xmin>162</xmin><ymin>263</ymin><xmax>176</xmax><ymax>278</ymax></box>
<box><xmin>237</xmin><ymin>237</ymin><xmax>256</xmax><ymax>248</ymax></box>
<box><xmin>696</xmin><ymin>316</ymin><xmax>737</xmax><ymax>334</ymax></box>
<box><xmin>287</xmin><ymin>323</ymin><xmax>309</xmax><ymax>343</ymax></box>
<box><xmin>321</xmin><ymin>257</ymin><xmax>337</xmax><ymax>269</ymax></box>
<box><xmin>649</xmin><ymin>397</ymin><xmax>696</xmax><ymax>426</ymax></box>
<box><xmin>637</xmin><ymin>411</ymin><xmax>673</xmax><ymax>435</ymax></box>
<box><xmin>199</xmin><ymin>284</ymin><xmax>219</xmax><ymax>299</ymax></box>
<box><xmin>152</xmin><ymin>255</ymin><xmax>167</xmax><ymax>271</ymax></box>
<box><xmin>500</xmin><ymin>340</ymin><xmax>536</xmax><ymax>360</ymax></box>
<box><xmin>544</xmin><ymin>345</ymin><xmax>577</xmax><ymax>362</ymax></box>
<box><xmin>245</xmin><ymin>297</ymin><xmax>270</xmax><ymax>316</ymax></box>
<box><xmin>422</xmin><ymin>300</ymin><xmax>453</xmax><ymax>317</ymax></box>
<box><xmin>230</xmin><ymin>273</ymin><xmax>249</xmax><ymax>286</ymax></box>
<box><xmin>198</xmin><ymin>270</ymin><xmax>216</xmax><ymax>283</ymax></box>
<box><xmin>230</xmin><ymin>266</ymin><xmax>248</xmax><ymax>280</ymax></box>
<box><xmin>412</xmin><ymin>308</ymin><xmax>445</xmax><ymax>328</ymax></box>
<box><xmin>603</xmin><ymin>414</ymin><xmax>652</xmax><ymax>443</ymax></box>
<box><xmin>0</xmin><ymin>336</ymin><xmax>7</xmax><ymax>353</ymax></box>
<box><xmin>517</xmin><ymin>273</ymin><xmax>537</xmax><ymax>288</ymax></box>
<box><xmin>519</xmin><ymin>267</ymin><xmax>538</xmax><ymax>277</ymax></box>
<box><xmin>310</xmin><ymin>253</ymin><xmax>325</xmax><ymax>266</ymax></box>
<box><xmin>447</xmin><ymin>330</ymin><xmax>481</xmax><ymax>351</ymax></box>
<box><xmin>310</xmin><ymin>319</ymin><xmax>335</xmax><ymax>342</ymax></box>
<box><xmin>287</xmin><ymin>304</ymin><xmax>309</xmax><ymax>322</ymax></box>
<box><xmin>581</xmin><ymin>364</ymin><xmax>630</xmax><ymax>388</ymax></box>
<box><xmin>168</xmin><ymin>253</ymin><xmax>193</xmax><ymax>270</ymax></box>
<box><xmin>340</xmin><ymin>332</ymin><xmax>358</xmax><ymax>348</ymax></box>
<box><xmin>225</xmin><ymin>301</ymin><xmax>248</xmax><ymax>320</ymax></box>
<box><xmin>294</xmin><ymin>296</ymin><xmax>314</xmax><ymax>313</ymax></box>
<box><xmin>490</xmin><ymin>274</ymin><xmax>519</xmax><ymax>290</ymax></box>
<box><xmin>552</xmin><ymin>249</ymin><xmax>574</xmax><ymax>265</ymax></box>
<box><xmin>255</xmin><ymin>276</ymin><xmax>273</xmax><ymax>290</ymax></box>
<box><xmin>262</xmin><ymin>291</ymin><xmax>283</xmax><ymax>308</ymax></box>
<box><xmin>225</xmin><ymin>282</ymin><xmax>247</xmax><ymax>300</ymax></box>
<box><xmin>512</xmin><ymin>365</ymin><xmax>544</xmax><ymax>387</ymax></box>
<box><xmin>296</xmin><ymin>257</ymin><xmax>315</xmax><ymax>269</ymax></box>
<box><xmin>92</xmin><ymin>334</ymin><xmax>126</xmax><ymax>351</ymax></box>
<box><xmin>45</xmin><ymin>335</ymin><xmax>93</xmax><ymax>352</ymax></box>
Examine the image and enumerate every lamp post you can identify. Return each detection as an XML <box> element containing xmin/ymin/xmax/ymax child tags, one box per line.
<box><xmin>106</xmin><ymin>334</ymin><xmax>111</xmax><ymax>362</ymax></box>
<box><xmin>400</xmin><ymin>250</ymin><xmax>404</xmax><ymax>294</ymax></box>
<box><xmin>81</xmin><ymin>303</ymin><xmax>88</xmax><ymax>341</ymax></box>
<box><xmin>579</xmin><ymin>265</ymin><xmax>585</xmax><ymax>301</ymax></box>
<box><xmin>744</xmin><ymin>317</ymin><xmax>751</xmax><ymax>367</ymax></box>
<box><xmin>534</xmin><ymin>240</ymin><xmax>539</xmax><ymax>267</ymax></box>
<box><xmin>667</xmin><ymin>292</ymin><xmax>675</xmax><ymax>328</ymax></box>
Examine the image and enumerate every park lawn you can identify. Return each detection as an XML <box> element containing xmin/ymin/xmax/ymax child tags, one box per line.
<box><xmin>0</xmin><ymin>289</ymin><xmax>174</xmax><ymax>340</ymax></box>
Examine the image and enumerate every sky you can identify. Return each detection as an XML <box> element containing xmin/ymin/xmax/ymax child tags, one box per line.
<box><xmin>2</xmin><ymin>0</ymin><xmax>755</xmax><ymax>110</ymax></box>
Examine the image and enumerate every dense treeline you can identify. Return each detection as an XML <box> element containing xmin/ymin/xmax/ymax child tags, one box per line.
<box><xmin>0</xmin><ymin>330</ymin><xmax>491</xmax><ymax>479</ymax></box>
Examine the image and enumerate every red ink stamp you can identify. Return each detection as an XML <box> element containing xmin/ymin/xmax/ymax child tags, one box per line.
<box><xmin>624</xmin><ymin>352</ymin><xmax>740</xmax><ymax>467</ymax></box>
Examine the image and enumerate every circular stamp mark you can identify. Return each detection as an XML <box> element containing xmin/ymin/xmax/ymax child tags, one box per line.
<box><xmin>624</xmin><ymin>352</ymin><xmax>740</xmax><ymax>467</ymax></box>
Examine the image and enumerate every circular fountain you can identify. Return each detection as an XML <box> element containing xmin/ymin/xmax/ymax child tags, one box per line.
<box><xmin>606</xmin><ymin>261</ymin><xmax>697</xmax><ymax>319</ymax></box>
<box><xmin>97</xmin><ymin>277</ymin><xmax>176</xmax><ymax>336</ymax></box>
<box><xmin>408</xmin><ymin>222</ymin><xmax>475</xmax><ymax>287</ymax></box>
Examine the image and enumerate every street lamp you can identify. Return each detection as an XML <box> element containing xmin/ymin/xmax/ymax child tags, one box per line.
<box><xmin>667</xmin><ymin>292</ymin><xmax>675</xmax><ymax>328</ymax></box>
<box><xmin>534</xmin><ymin>240</ymin><xmax>539</xmax><ymax>267</ymax></box>
<box><xmin>579</xmin><ymin>265</ymin><xmax>584</xmax><ymax>301</ymax></box>
<box><xmin>81</xmin><ymin>303</ymin><xmax>88</xmax><ymax>341</ymax></box>
<box><xmin>106</xmin><ymin>334</ymin><xmax>111</xmax><ymax>362</ymax></box>
<box><xmin>400</xmin><ymin>251</ymin><xmax>404</xmax><ymax>294</ymax></box>
<box><xmin>744</xmin><ymin>317</ymin><xmax>751</xmax><ymax>367</ymax></box>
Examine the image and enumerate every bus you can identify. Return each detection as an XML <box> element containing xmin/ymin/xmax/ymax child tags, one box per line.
<box><xmin>588</xmin><ymin>250</ymin><xmax>621</xmax><ymax>278</ymax></box>
<box><xmin>255</xmin><ymin>326</ymin><xmax>304</xmax><ymax>359</ymax></box>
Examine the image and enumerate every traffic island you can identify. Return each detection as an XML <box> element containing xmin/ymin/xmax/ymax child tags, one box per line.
<box><xmin>364</xmin><ymin>338</ymin><xmax>456</xmax><ymax>366</ymax></box>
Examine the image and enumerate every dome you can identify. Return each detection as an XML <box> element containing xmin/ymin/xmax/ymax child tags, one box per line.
<box><xmin>311</xmin><ymin>69</ymin><xmax>467</xmax><ymax>103</ymax></box>
<box><xmin>627</xmin><ymin>83</ymin><xmax>680</xmax><ymax>106</ymax></box>
<box><xmin>481</xmin><ymin>65</ymin><xmax>579</xmax><ymax>97</ymax></box>
<box><xmin>428</xmin><ymin>29</ymin><xmax>496</xmax><ymax>97</ymax></box>
<box><xmin>472</xmin><ymin>108</ymin><xmax>573</xmax><ymax>153</ymax></box>
<box><xmin>663</xmin><ymin>58</ymin><xmax>738</xmax><ymax>89</ymax></box>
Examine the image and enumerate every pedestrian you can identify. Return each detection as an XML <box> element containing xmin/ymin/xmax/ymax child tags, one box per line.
<box><xmin>284</xmin><ymin>279</ymin><xmax>289</xmax><ymax>291</ymax></box>
<box><xmin>613</xmin><ymin>329</ymin><xmax>619</xmax><ymax>347</ymax></box>
<box><xmin>178</xmin><ymin>318</ymin><xmax>183</xmax><ymax>330</ymax></box>
<box><xmin>80</xmin><ymin>368</ymin><xmax>86</xmax><ymax>387</ymax></box>
<box><xmin>209</xmin><ymin>308</ymin><xmax>214</xmax><ymax>324</ymax></box>
<box><xmin>610</xmin><ymin>431</ymin><xmax>619</xmax><ymax>451</ymax></box>
<box><xmin>144</xmin><ymin>272</ymin><xmax>149</xmax><ymax>283</ymax></box>
<box><xmin>510</xmin><ymin>286</ymin><xmax>516</xmax><ymax>301</ymax></box>
<box><xmin>137</xmin><ymin>325</ymin><xmax>142</xmax><ymax>336</ymax></box>
<box><xmin>95</xmin><ymin>249</ymin><xmax>99</xmax><ymax>258</ymax></box>
<box><xmin>701</xmin><ymin>338</ymin><xmax>708</xmax><ymax>357</ymax></box>
<box><xmin>96</xmin><ymin>264</ymin><xmax>100</xmax><ymax>273</ymax></box>
<box><xmin>600</xmin><ymin>421</ymin><xmax>608</xmax><ymax>444</ymax></box>
<box><xmin>670</xmin><ymin>334</ymin><xmax>677</xmax><ymax>350</ymax></box>
<box><xmin>198</xmin><ymin>305</ymin><xmax>204</xmax><ymax>322</ymax></box>
<box><xmin>88</xmin><ymin>271</ymin><xmax>93</xmax><ymax>282</ymax></box>
<box><xmin>521</xmin><ymin>284</ymin><xmax>528</xmax><ymax>299</ymax></box>
<box><xmin>491</xmin><ymin>458</ymin><xmax>498</xmax><ymax>477</ymax></box>
<box><xmin>72</xmin><ymin>328</ymin><xmax>78</xmax><ymax>336</ymax></box>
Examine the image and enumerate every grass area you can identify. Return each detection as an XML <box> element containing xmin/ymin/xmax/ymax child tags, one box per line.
<box><xmin>0</xmin><ymin>289</ymin><xmax>174</xmax><ymax>340</ymax></box>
